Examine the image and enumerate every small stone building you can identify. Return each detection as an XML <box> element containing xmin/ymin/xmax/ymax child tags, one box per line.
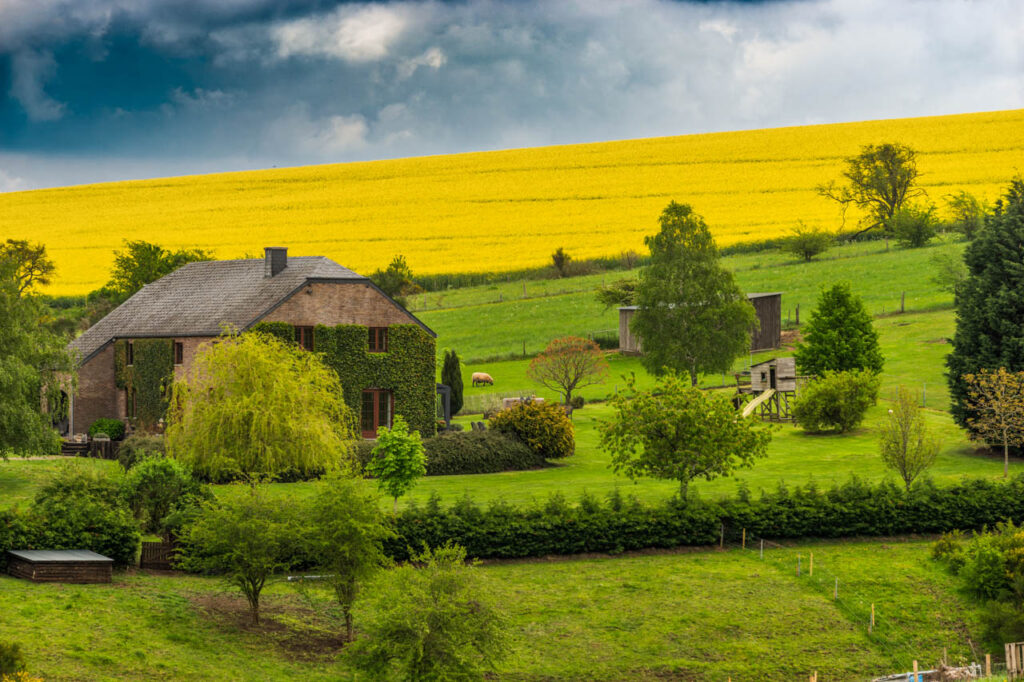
<box><xmin>67</xmin><ymin>247</ymin><xmax>437</xmax><ymax>438</ymax></box>
<box><xmin>618</xmin><ymin>292</ymin><xmax>782</xmax><ymax>354</ymax></box>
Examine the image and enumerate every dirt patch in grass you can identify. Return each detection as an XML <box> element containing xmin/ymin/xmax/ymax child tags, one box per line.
<box><xmin>189</xmin><ymin>593</ymin><xmax>347</xmax><ymax>660</ymax></box>
<box><xmin>780</xmin><ymin>329</ymin><xmax>803</xmax><ymax>350</ymax></box>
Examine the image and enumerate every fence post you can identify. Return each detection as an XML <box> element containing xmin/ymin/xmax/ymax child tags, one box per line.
<box><xmin>913</xmin><ymin>660</ymin><xmax>918</xmax><ymax>679</ymax></box>
<box><xmin>719</xmin><ymin>524</ymin><xmax>724</xmax><ymax>549</ymax></box>
<box><xmin>522</xmin><ymin>340</ymin><xmax>526</xmax><ymax>358</ymax></box>
<box><xmin>922</xmin><ymin>383</ymin><xmax>926</xmax><ymax>407</ymax></box>
<box><xmin>809</xmin><ymin>552</ymin><xmax>813</xmax><ymax>577</ymax></box>
<box><xmin>522</xmin><ymin>282</ymin><xmax>527</xmax><ymax>298</ymax></box>
<box><xmin>901</xmin><ymin>291</ymin><xmax>905</xmax><ymax>313</ymax></box>
<box><xmin>834</xmin><ymin>577</ymin><xmax>838</xmax><ymax>600</ymax></box>
<box><xmin>870</xmin><ymin>603</ymin><xmax>875</xmax><ymax>633</ymax></box>
<box><xmin>760</xmin><ymin>539</ymin><xmax>764</xmax><ymax>560</ymax></box>
<box><xmin>797</xmin><ymin>555</ymin><xmax>801</xmax><ymax>576</ymax></box>
<box><xmin>986</xmin><ymin>653</ymin><xmax>991</xmax><ymax>676</ymax></box>
<box><xmin>795</xmin><ymin>304</ymin><xmax>800</xmax><ymax>325</ymax></box>
<box><xmin>742</xmin><ymin>528</ymin><xmax>746</xmax><ymax>550</ymax></box>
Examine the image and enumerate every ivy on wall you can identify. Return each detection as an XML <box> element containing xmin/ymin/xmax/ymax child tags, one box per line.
<box><xmin>113</xmin><ymin>338</ymin><xmax>174</xmax><ymax>428</ymax></box>
<box><xmin>254</xmin><ymin>321</ymin><xmax>436</xmax><ymax>437</ymax></box>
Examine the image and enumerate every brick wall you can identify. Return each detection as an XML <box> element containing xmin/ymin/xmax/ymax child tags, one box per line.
<box><xmin>72</xmin><ymin>343</ymin><xmax>118</xmax><ymax>435</ymax></box>
<box><xmin>265</xmin><ymin>281</ymin><xmax>415</xmax><ymax>328</ymax></box>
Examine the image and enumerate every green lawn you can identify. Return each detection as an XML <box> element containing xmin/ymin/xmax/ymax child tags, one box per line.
<box><xmin>417</xmin><ymin>237</ymin><xmax>964</xmax><ymax>362</ymax></box>
<box><xmin>0</xmin><ymin>538</ymin><xmax>988</xmax><ymax>680</ymax></box>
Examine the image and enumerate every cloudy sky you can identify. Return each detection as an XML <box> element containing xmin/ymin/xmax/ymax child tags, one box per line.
<box><xmin>0</xmin><ymin>0</ymin><xmax>1021</xmax><ymax>191</ymax></box>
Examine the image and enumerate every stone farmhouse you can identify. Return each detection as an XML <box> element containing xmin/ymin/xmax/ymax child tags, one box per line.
<box><xmin>67</xmin><ymin>247</ymin><xmax>437</xmax><ymax>439</ymax></box>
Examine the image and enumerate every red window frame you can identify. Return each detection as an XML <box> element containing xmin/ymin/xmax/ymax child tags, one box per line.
<box><xmin>295</xmin><ymin>326</ymin><xmax>315</xmax><ymax>351</ymax></box>
<box><xmin>361</xmin><ymin>389</ymin><xmax>394</xmax><ymax>438</ymax></box>
<box><xmin>368</xmin><ymin>327</ymin><xmax>388</xmax><ymax>353</ymax></box>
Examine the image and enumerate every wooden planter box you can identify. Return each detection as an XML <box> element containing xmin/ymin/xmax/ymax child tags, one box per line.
<box><xmin>7</xmin><ymin>550</ymin><xmax>113</xmax><ymax>584</ymax></box>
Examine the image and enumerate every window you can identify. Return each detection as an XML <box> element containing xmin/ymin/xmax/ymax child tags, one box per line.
<box><xmin>368</xmin><ymin>327</ymin><xmax>388</xmax><ymax>353</ymax></box>
<box><xmin>174</xmin><ymin>341</ymin><xmax>184</xmax><ymax>365</ymax></box>
<box><xmin>127</xmin><ymin>341</ymin><xmax>134</xmax><ymax>366</ymax></box>
<box><xmin>361</xmin><ymin>389</ymin><xmax>393</xmax><ymax>438</ymax></box>
<box><xmin>125</xmin><ymin>389</ymin><xmax>137</xmax><ymax>419</ymax></box>
<box><xmin>295</xmin><ymin>326</ymin><xmax>315</xmax><ymax>351</ymax></box>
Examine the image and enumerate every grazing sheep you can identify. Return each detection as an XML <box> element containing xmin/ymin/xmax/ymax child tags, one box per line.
<box><xmin>471</xmin><ymin>372</ymin><xmax>494</xmax><ymax>387</ymax></box>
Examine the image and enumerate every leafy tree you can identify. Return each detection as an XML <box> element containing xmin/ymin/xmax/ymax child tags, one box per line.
<box><xmin>818</xmin><ymin>142</ymin><xmax>925</xmax><ymax>237</ymax></box>
<box><xmin>0</xmin><ymin>641</ymin><xmax>26</xmax><ymax>675</ymax></box>
<box><xmin>0</xmin><ymin>253</ymin><xmax>76</xmax><ymax>458</ymax></box>
<box><xmin>792</xmin><ymin>370</ymin><xmax>880</xmax><ymax>434</ymax></box>
<box><xmin>120</xmin><ymin>455</ymin><xmax>208</xmax><ymax>535</ymax></box>
<box><xmin>370</xmin><ymin>255</ymin><xmax>422</xmax><ymax>307</ymax></box>
<box><xmin>783</xmin><ymin>224</ymin><xmax>832</xmax><ymax>262</ymax></box>
<box><xmin>0</xmin><ymin>239</ymin><xmax>54</xmax><ymax>295</ymax></box>
<box><xmin>944</xmin><ymin>190</ymin><xmax>989</xmax><ymax>240</ymax></box>
<box><xmin>929</xmin><ymin>251</ymin><xmax>968</xmax><ymax>297</ymax></box>
<box><xmin>527</xmin><ymin>336</ymin><xmax>609</xmax><ymax>408</ymax></box>
<box><xmin>440</xmin><ymin>350</ymin><xmax>464</xmax><ymax>416</ymax></box>
<box><xmin>947</xmin><ymin>180</ymin><xmax>1024</xmax><ymax>432</ymax></box>
<box><xmin>631</xmin><ymin>201</ymin><xmax>756</xmax><ymax>386</ymax></box>
<box><xmin>794</xmin><ymin>282</ymin><xmax>883</xmax><ymax>376</ymax></box>
<box><xmin>178</xmin><ymin>486</ymin><xmax>298</xmax><ymax>625</ymax></box>
<box><xmin>594</xmin><ymin>276</ymin><xmax>637</xmax><ymax>309</ymax></box>
<box><xmin>963</xmin><ymin>368</ymin><xmax>1024</xmax><ymax>478</ymax></box>
<box><xmin>880</xmin><ymin>386</ymin><xmax>939</xmax><ymax>489</ymax></box>
<box><xmin>551</xmin><ymin>247</ymin><xmax>572</xmax><ymax>277</ymax></box>
<box><xmin>365</xmin><ymin>415</ymin><xmax>426</xmax><ymax>510</ymax></box>
<box><xmin>600</xmin><ymin>374</ymin><xmax>771</xmax><ymax>496</ymax></box>
<box><xmin>347</xmin><ymin>543</ymin><xmax>511</xmax><ymax>680</ymax></box>
<box><xmin>166</xmin><ymin>330</ymin><xmax>355</xmax><ymax>482</ymax></box>
<box><xmin>302</xmin><ymin>473</ymin><xmax>393</xmax><ymax>642</ymax></box>
<box><xmin>489</xmin><ymin>399</ymin><xmax>575</xmax><ymax>460</ymax></box>
<box><xmin>889</xmin><ymin>203</ymin><xmax>938</xmax><ymax>248</ymax></box>
<box><xmin>107</xmin><ymin>240</ymin><xmax>211</xmax><ymax>302</ymax></box>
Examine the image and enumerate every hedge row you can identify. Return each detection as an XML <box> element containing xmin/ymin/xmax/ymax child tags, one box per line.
<box><xmin>382</xmin><ymin>475</ymin><xmax>1024</xmax><ymax>561</ymax></box>
<box><xmin>355</xmin><ymin>430</ymin><xmax>548</xmax><ymax>477</ymax></box>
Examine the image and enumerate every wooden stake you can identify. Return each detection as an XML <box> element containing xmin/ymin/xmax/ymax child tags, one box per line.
<box><xmin>870</xmin><ymin>603</ymin><xmax>875</xmax><ymax>633</ymax></box>
<box><xmin>719</xmin><ymin>523</ymin><xmax>724</xmax><ymax>549</ymax></box>
<box><xmin>797</xmin><ymin>555</ymin><xmax>801</xmax><ymax>576</ymax></box>
<box><xmin>986</xmin><ymin>653</ymin><xmax>991</xmax><ymax>676</ymax></box>
<box><xmin>809</xmin><ymin>552</ymin><xmax>813</xmax><ymax>577</ymax></box>
<box><xmin>795</xmin><ymin>304</ymin><xmax>800</xmax><ymax>325</ymax></box>
<box><xmin>742</xmin><ymin>528</ymin><xmax>746</xmax><ymax>549</ymax></box>
<box><xmin>833</xmin><ymin>577</ymin><xmax>838</xmax><ymax>600</ymax></box>
<box><xmin>900</xmin><ymin>291</ymin><xmax>905</xmax><ymax>313</ymax></box>
<box><xmin>912</xmin><ymin>660</ymin><xmax>918</xmax><ymax>679</ymax></box>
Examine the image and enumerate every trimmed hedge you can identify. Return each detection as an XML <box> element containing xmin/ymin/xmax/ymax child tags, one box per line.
<box><xmin>489</xmin><ymin>400</ymin><xmax>574</xmax><ymax>460</ymax></box>
<box><xmin>88</xmin><ymin>418</ymin><xmax>125</xmax><ymax>441</ymax></box>
<box><xmin>382</xmin><ymin>475</ymin><xmax>1024</xmax><ymax>562</ymax></box>
<box><xmin>355</xmin><ymin>431</ymin><xmax>548</xmax><ymax>476</ymax></box>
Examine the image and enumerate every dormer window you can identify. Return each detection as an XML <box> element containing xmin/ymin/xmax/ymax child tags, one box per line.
<box><xmin>295</xmin><ymin>326</ymin><xmax>315</xmax><ymax>351</ymax></box>
<box><xmin>368</xmin><ymin>327</ymin><xmax>388</xmax><ymax>353</ymax></box>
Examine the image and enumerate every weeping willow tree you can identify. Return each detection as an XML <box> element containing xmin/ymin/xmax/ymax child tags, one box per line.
<box><xmin>166</xmin><ymin>330</ymin><xmax>355</xmax><ymax>482</ymax></box>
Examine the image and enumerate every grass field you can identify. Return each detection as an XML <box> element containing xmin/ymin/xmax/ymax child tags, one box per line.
<box><xmin>0</xmin><ymin>538</ymin><xmax>988</xmax><ymax>680</ymax></box>
<box><xmin>2</xmin><ymin>109</ymin><xmax>1021</xmax><ymax>295</ymax></box>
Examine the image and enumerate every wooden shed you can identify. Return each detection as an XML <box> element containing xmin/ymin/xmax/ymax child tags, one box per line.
<box><xmin>749</xmin><ymin>357</ymin><xmax>797</xmax><ymax>393</ymax></box>
<box><xmin>618</xmin><ymin>292</ymin><xmax>782</xmax><ymax>354</ymax></box>
<box><xmin>7</xmin><ymin>549</ymin><xmax>114</xmax><ymax>584</ymax></box>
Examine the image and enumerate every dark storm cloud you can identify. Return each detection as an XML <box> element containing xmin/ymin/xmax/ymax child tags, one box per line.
<box><xmin>0</xmin><ymin>0</ymin><xmax>1021</xmax><ymax>190</ymax></box>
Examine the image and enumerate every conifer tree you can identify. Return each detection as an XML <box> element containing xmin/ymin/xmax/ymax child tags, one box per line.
<box><xmin>440</xmin><ymin>349</ymin><xmax>464</xmax><ymax>416</ymax></box>
<box><xmin>948</xmin><ymin>180</ymin><xmax>1024</xmax><ymax>430</ymax></box>
<box><xmin>794</xmin><ymin>282</ymin><xmax>883</xmax><ymax>376</ymax></box>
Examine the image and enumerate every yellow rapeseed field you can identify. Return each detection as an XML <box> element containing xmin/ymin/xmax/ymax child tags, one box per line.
<box><xmin>2</xmin><ymin>108</ymin><xmax>1022</xmax><ymax>295</ymax></box>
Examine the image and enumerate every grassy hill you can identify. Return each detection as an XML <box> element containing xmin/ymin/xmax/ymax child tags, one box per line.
<box><xmin>2</xmin><ymin>108</ymin><xmax>1021</xmax><ymax>295</ymax></box>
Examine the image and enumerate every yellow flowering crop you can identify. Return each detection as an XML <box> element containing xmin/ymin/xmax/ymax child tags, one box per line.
<box><xmin>2</xmin><ymin>108</ymin><xmax>1022</xmax><ymax>295</ymax></box>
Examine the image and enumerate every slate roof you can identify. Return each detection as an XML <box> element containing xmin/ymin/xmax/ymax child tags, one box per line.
<box><xmin>69</xmin><ymin>256</ymin><xmax>415</xmax><ymax>364</ymax></box>
<box><xmin>8</xmin><ymin>549</ymin><xmax>113</xmax><ymax>563</ymax></box>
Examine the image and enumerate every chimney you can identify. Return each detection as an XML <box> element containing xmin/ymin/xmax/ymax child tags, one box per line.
<box><xmin>264</xmin><ymin>247</ymin><xmax>287</xmax><ymax>277</ymax></box>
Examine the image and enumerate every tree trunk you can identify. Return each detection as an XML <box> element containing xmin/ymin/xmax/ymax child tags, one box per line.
<box><xmin>344</xmin><ymin>610</ymin><xmax>354</xmax><ymax>642</ymax></box>
<box><xmin>679</xmin><ymin>479</ymin><xmax>688</xmax><ymax>499</ymax></box>
<box><xmin>1005</xmin><ymin>439</ymin><xmax>1010</xmax><ymax>479</ymax></box>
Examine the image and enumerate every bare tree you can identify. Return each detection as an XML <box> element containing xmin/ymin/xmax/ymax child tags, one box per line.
<box><xmin>964</xmin><ymin>368</ymin><xmax>1024</xmax><ymax>478</ymax></box>
<box><xmin>879</xmin><ymin>386</ymin><xmax>939</xmax><ymax>489</ymax></box>
<box><xmin>527</xmin><ymin>336</ymin><xmax>609</xmax><ymax>408</ymax></box>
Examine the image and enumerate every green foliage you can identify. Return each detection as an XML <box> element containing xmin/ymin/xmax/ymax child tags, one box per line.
<box><xmin>929</xmin><ymin>250</ymin><xmax>968</xmax><ymax>297</ymax></box>
<box><xmin>527</xmin><ymin>336</ymin><xmax>608</xmax><ymax>406</ymax></box>
<box><xmin>315</xmin><ymin>323</ymin><xmax>437</xmax><ymax>438</ymax></box>
<box><xmin>88</xmin><ymin>418</ymin><xmax>125</xmax><ymax>441</ymax></box>
<box><xmin>880</xmin><ymin>386</ymin><xmax>939</xmax><ymax>489</ymax></box>
<box><xmin>106</xmin><ymin>240</ymin><xmax>211</xmax><ymax>302</ymax></box>
<box><xmin>0</xmin><ymin>239</ymin><xmax>54</xmax><ymax>295</ymax></box>
<box><xmin>249</xmin><ymin>321</ymin><xmax>295</xmax><ymax>345</ymax></box>
<box><xmin>551</xmin><ymin>246</ymin><xmax>572</xmax><ymax>278</ymax></box>
<box><xmin>948</xmin><ymin>179</ymin><xmax>1024</xmax><ymax>432</ymax></box>
<box><xmin>347</xmin><ymin>543</ymin><xmax>511</xmax><ymax>681</ymax></box>
<box><xmin>594</xmin><ymin>276</ymin><xmax>637</xmax><ymax>309</ymax></box>
<box><xmin>21</xmin><ymin>463</ymin><xmax>141</xmax><ymax>566</ymax></box>
<box><xmin>366</xmin><ymin>416</ymin><xmax>426</xmax><ymax>507</ymax></box>
<box><xmin>489</xmin><ymin>399</ymin><xmax>575</xmax><ymax>460</ymax></box>
<box><xmin>794</xmin><ymin>282</ymin><xmax>884</xmax><ymax>375</ymax></box>
<box><xmin>889</xmin><ymin>203</ymin><xmax>938</xmax><ymax>248</ymax></box>
<box><xmin>818</xmin><ymin>142</ymin><xmax>925</xmax><ymax>235</ymax></box>
<box><xmin>793</xmin><ymin>370</ymin><xmax>880</xmax><ymax>433</ymax></box>
<box><xmin>0</xmin><ymin>642</ymin><xmax>25</xmax><ymax>675</ymax></box>
<box><xmin>632</xmin><ymin>201</ymin><xmax>756</xmax><ymax>385</ymax></box>
<box><xmin>440</xmin><ymin>349</ymin><xmax>464</xmax><ymax>416</ymax></box>
<box><xmin>0</xmin><ymin>253</ymin><xmax>75</xmax><ymax>458</ymax></box>
<box><xmin>783</xmin><ymin>224</ymin><xmax>833</xmax><ymax>261</ymax></box>
<box><xmin>600</xmin><ymin>374</ymin><xmax>771</xmax><ymax>496</ymax></box>
<box><xmin>177</xmin><ymin>486</ymin><xmax>299</xmax><ymax>625</ymax></box>
<box><xmin>422</xmin><ymin>431</ymin><xmax>547</xmax><ymax>475</ymax></box>
<box><xmin>117</xmin><ymin>433</ymin><xmax>165</xmax><ymax>471</ymax></box>
<box><xmin>114</xmin><ymin>338</ymin><xmax>174</xmax><ymax>429</ymax></box>
<box><xmin>943</xmin><ymin>190</ymin><xmax>989</xmax><ymax>240</ymax></box>
<box><xmin>166</xmin><ymin>331</ymin><xmax>355</xmax><ymax>483</ymax></box>
<box><xmin>121</xmin><ymin>455</ymin><xmax>208</xmax><ymax>535</ymax></box>
<box><xmin>303</xmin><ymin>474</ymin><xmax>393</xmax><ymax>641</ymax></box>
<box><xmin>370</xmin><ymin>255</ymin><xmax>423</xmax><ymax>307</ymax></box>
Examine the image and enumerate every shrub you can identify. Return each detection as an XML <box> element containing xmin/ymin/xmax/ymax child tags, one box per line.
<box><xmin>489</xmin><ymin>400</ymin><xmax>574</xmax><ymax>460</ymax></box>
<box><xmin>890</xmin><ymin>204</ymin><xmax>938</xmax><ymax>248</ymax></box>
<box><xmin>783</xmin><ymin>224</ymin><xmax>832</xmax><ymax>261</ymax></box>
<box><xmin>117</xmin><ymin>432</ymin><xmax>165</xmax><ymax>471</ymax></box>
<box><xmin>570</xmin><ymin>395</ymin><xmax>585</xmax><ymax>410</ymax></box>
<box><xmin>121</xmin><ymin>455</ymin><xmax>209</xmax><ymax>535</ymax></box>
<box><xmin>366</xmin><ymin>416</ymin><xmax>427</xmax><ymax>509</ymax></box>
<box><xmin>88</xmin><ymin>418</ymin><xmax>125</xmax><ymax>441</ymax></box>
<box><xmin>423</xmin><ymin>431</ymin><xmax>547</xmax><ymax>476</ymax></box>
<box><xmin>0</xmin><ymin>642</ymin><xmax>25</xmax><ymax>675</ymax></box>
<box><xmin>793</xmin><ymin>370</ymin><xmax>880</xmax><ymax>433</ymax></box>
